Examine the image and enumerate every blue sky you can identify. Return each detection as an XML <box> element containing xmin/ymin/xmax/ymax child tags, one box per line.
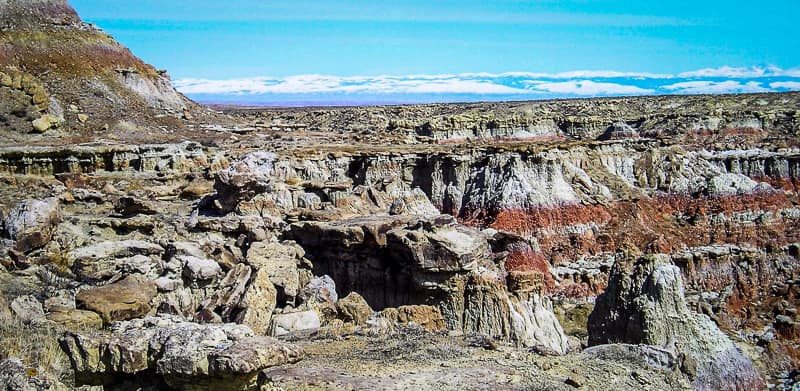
<box><xmin>71</xmin><ymin>0</ymin><xmax>800</xmax><ymax>105</ymax></box>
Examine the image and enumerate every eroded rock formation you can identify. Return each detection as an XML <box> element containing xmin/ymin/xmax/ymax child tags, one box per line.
<box><xmin>60</xmin><ymin>316</ymin><xmax>303</xmax><ymax>390</ymax></box>
<box><xmin>588</xmin><ymin>254</ymin><xmax>765</xmax><ymax>390</ymax></box>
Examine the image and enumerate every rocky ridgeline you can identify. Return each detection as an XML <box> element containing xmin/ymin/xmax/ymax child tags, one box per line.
<box><xmin>232</xmin><ymin>92</ymin><xmax>799</xmax><ymax>143</ymax></box>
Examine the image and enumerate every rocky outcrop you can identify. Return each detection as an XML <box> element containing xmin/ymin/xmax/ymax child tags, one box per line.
<box><xmin>196</xmin><ymin>263</ymin><xmax>277</xmax><ymax>334</ymax></box>
<box><xmin>588</xmin><ymin>254</ymin><xmax>765</xmax><ymax>390</ymax></box>
<box><xmin>69</xmin><ymin>240</ymin><xmax>164</xmax><ymax>282</ymax></box>
<box><xmin>0</xmin><ymin>358</ymin><xmax>62</xmax><ymax>391</ymax></box>
<box><xmin>336</xmin><ymin>292</ymin><xmax>374</xmax><ymax>325</ymax></box>
<box><xmin>10</xmin><ymin>295</ymin><xmax>44</xmax><ymax>323</ymax></box>
<box><xmin>289</xmin><ymin>213</ymin><xmax>569</xmax><ymax>353</ymax></box>
<box><xmin>0</xmin><ymin>142</ymin><xmax>218</xmax><ymax>176</ymax></box>
<box><xmin>60</xmin><ymin>316</ymin><xmax>303</xmax><ymax>390</ymax></box>
<box><xmin>213</xmin><ymin>152</ymin><xmax>277</xmax><ymax>214</ymax></box>
<box><xmin>374</xmin><ymin>305</ymin><xmax>446</xmax><ymax>332</ymax></box>
<box><xmin>246</xmin><ymin>240</ymin><xmax>306</xmax><ymax>303</ymax></box>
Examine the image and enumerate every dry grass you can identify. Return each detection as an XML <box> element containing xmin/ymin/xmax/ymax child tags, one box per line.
<box><xmin>0</xmin><ymin>312</ymin><xmax>71</xmax><ymax>384</ymax></box>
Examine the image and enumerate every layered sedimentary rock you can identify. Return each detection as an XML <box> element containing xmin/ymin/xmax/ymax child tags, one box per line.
<box><xmin>0</xmin><ymin>142</ymin><xmax>222</xmax><ymax>176</ymax></box>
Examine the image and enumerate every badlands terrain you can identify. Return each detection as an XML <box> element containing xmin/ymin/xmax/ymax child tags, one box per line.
<box><xmin>0</xmin><ymin>0</ymin><xmax>799</xmax><ymax>390</ymax></box>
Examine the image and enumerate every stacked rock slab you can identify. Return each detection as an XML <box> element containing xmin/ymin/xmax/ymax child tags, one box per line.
<box><xmin>60</xmin><ymin>316</ymin><xmax>303</xmax><ymax>390</ymax></box>
<box><xmin>587</xmin><ymin>254</ymin><xmax>765</xmax><ymax>390</ymax></box>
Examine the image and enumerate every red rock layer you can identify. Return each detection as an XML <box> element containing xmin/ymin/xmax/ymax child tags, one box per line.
<box><xmin>463</xmin><ymin>189</ymin><xmax>800</xmax><ymax>375</ymax></box>
<box><xmin>466</xmin><ymin>190</ymin><xmax>797</xmax><ymax>263</ymax></box>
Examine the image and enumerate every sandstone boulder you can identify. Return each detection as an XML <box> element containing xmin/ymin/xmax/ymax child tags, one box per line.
<box><xmin>377</xmin><ymin>305</ymin><xmax>446</xmax><ymax>332</ymax></box>
<box><xmin>3</xmin><ymin>198</ymin><xmax>61</xmax><ymax>252</ymax></box>
<box><xmin>31</xmin><ymin>114</ymin><xmax>61</xmax><ymax>133</ymax></box>
<box><xmin>588</xmin><ymin>254</ymin><xmax>765</xmax><ymax>390</ymax></box>
<box><xmin>198</xmin><ymin>264</ymin><xmax>277</xmax><ymax>335</ymax></box>
<box><xmin>180</xmin><ymin>255</ymin><xmax>222</xmax><ymax>282</ymax></box>
<box><xmin>299</xmin><ymin>275</ymin><xmax>338</xmax><ymax>322</ymax></box>
<box><xmin>68</xmin><ymin>240</ymin><xmax>164</xmax><ymax>268</ymax></box>
<box><xmin>300</xmin><ymin>275</ymin><xmax>338</xmax><ymax>305</ymax></box>
<box><xmin>60</xmin><ymin>316</ymin><xmax>303</xmax><ymax>390</ymax></box>
<box><xmin>336</xmin><ymin>292</ymin><xmax>374</xmax><ymax>325</ymax></box>
<box><xmin>113</xmin><ymin>196</ymin><xmax>157</xmax><ymax>217</ymax></box>
<box><xmin>75</xmin><ymin>274</ymin><xmax>157</xmax><ymax>324</ymax></box>
<box><xmin>74</xmin><ymin>253</ymin><xmax>160</xmax><ymax>282</ymax></box>
<box><xmin>385</xmin><ymin>215</ymin><xmax>490</xmax><ymax>272</ymax></box>
<box><xmin>234</xmin><ymin>268</ymin><xmax>276</xmax><ymax>335</ymax></box>
<box><xmin>180</xmin><ymin>179</ymin><xmax>214</xmax><ymax>200</ymax></box>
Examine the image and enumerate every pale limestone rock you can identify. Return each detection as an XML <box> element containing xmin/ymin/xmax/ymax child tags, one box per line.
<box><xmin>214</xmin><ymin>152</ymin><xmax>277</xmax><ymax>213</ymax></box>
<box><xmin>271</xmin><ymin>310</ymin><xmax>321</xmax><ymax>336</ymax></box>
<box><xmin>180</xmin><ymin>255</ymin><xmax>222</xmax><ymax>281</ymax></box>
<box><xmin>235</xmin><ymin>268</ymin><xmax>276</xmax><ymax>335</ymax></box>
<box><xmin>3</xmin><ymin>198</ymin><xmax>61</xmax><ymax>252</ymax></box>
<box><xmin>31</xmin><ymin>114</ymin><xmax>61</xmax><ymax>133</ymax></box>
<box><xmin>68</xmin><ymin>240</ymin><xmax>164</xmax><ymax>268</ymax></box>
<box><xmin>246</xmin><ymin>241</ymin><xmax>302</xmax><ymax>299</ymax></box>
<box><xmin>10</xmin><ymin>295</ymin><xmax>44</xmax><ymax>322</ymax></box>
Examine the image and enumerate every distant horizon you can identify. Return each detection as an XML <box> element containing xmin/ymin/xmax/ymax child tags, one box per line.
<box><xmin>197</xmin><ymin>89</ymin><xmax>799</xmax><ymax>109</ymax></box>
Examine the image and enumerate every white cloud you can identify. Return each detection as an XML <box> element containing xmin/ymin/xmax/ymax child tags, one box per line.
<box><xmin>661</xmin><ymin>80</ymin><xmax>770</xmax><ymax>94</ymax></box>
<box><xmin>524</xmin><ymin>80</ymin><xmax>654</xmax><ymax>95</ymax></box>
<box><xmin>175</xmin><ymin>75</ymin><xmax>531</xmax><ymax>95</ymax></box>
<box><xmin>678</xmin><ymin>65</ymin><xmax>800</xmax><ymax>78</ymax></box>
<box><xmin>486</xmin><ymin>70</ymin><xmax>673</xmax><ymax>79</ymax></box>
<box><xmin>770</xmin><ymin>81</ymin><xmax>800</xmax><ymax>90</ymax></box>
<box><xmin>174</xmin><ymin>66</ymin><xmax>800</xmax><ymax>98</ymax></box>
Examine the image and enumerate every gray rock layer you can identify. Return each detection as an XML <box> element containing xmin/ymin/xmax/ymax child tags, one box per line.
<box><xmin>588</xmin><ymin>254</ymin><xmax>765</xmax><ymax>390</ymax></box>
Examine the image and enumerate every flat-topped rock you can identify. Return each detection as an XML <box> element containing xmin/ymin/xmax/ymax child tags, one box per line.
<box><xmin>61</xmin><ymin>315</ymin><xmax>303</xmax><ymax>390</ymax></box>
